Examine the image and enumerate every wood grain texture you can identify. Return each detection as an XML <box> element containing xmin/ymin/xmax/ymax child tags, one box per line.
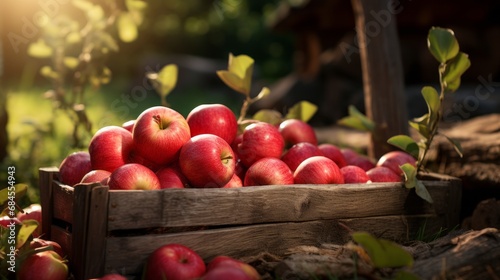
<box><xmin>52</xmin><ymin>182</ymin><xmax>74</xmax><ymax>223</ymax></box>
<box><xmin>107</xmin><ymin>179</ymin><xmax>460</xmax><ymax>230</ymax></box>
<box><xmin>104</xmin><ymin>215</ymin><xmax>447</xmax><ymax>277</ymax></box>
<box><xmin>50</xmin><ymin>225</ymin><xmax>72</xmax><ymax>260</ymax></box>
<box><xmin>39</xmin><ymin>167</ymin><xmax>59</xmax><ymax>240</ymax></box>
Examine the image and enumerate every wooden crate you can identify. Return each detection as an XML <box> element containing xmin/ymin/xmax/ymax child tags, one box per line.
<box><xmin>39</xmin><ymin>167</ymin><xmax>461</xmax><ymax>280</ymax></box>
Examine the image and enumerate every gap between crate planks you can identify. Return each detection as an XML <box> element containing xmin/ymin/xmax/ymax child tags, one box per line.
<box><xmin>39</xmin><ymin>167</ymin><xmax>461</xmax><ymax>280</ymax></box>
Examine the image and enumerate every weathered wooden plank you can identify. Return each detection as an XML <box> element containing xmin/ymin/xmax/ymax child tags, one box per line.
<box><xmin>50</xmin><ymin>225</ymin><xmax>72</xmax><ymax>260</ymax></box>
<box><xmin>104</xmin><ymin>215</ymin><xmax>448</xmax><ymax>277</ymax></box>
<box><xmin>52</xmin><ymin>182</ymin><xmax>74</xmax><ymax>224</ymax></box>
<box><xmin>39</xmin><ymin>167</ymin><xmax>59</xmax><ymax>239</ymax></box>
<box><xmin>107</xmin><ymin>181</ymin><xmax>458</xmax><ymax>230</ymax></box>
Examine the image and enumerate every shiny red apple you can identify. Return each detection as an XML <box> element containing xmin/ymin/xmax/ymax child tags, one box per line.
<box><xmin>80</xmin><ymin>170</ymin><xmax>111</xmax><ymax>185</ymax></box>
<box><xmin>133</xmin><ymin>106</ymin><xmax>191</xmax><ymax>166</ymax></box>
<box><xmin>143</xmin><ymin>243</ymin><xmax>206</xmax><ymax>280</ymax></box>
<box><xmin>244</xmin><ymin>157</ymin><xmax>294</xmax><ymax>186</ymax></box>
<box><xmin>108</xmin><ymin>163</ymin><xmax>161</xmax><ymax>190</ymax></box>
<box><xmin>58</xmin><ymin>151</ymin><xmax>92</xmax><ymax>186</ymax></box>
<box><xmin>179</xmin><ymin>134</ymin><xmax>236</xmax><ymax>188</ymax></box>
<box><xmin>366</xmin><ymin>166</ymin><xmax>401</xmax><ymax>182</ymax></box>
<box><xmin>156</xmin><ymin>166</ymin><xmax>188</xmax><ymax>189</ymax></box>
<box><xmin>281</xmin><ymin>142</ymin><xmax>323</xmax><ymax>172</ymax></box>
<box><xmin>186</xmin><ymin>104</ymin><xmax>238</xmax><ymax>145</ymax></box>
<box><xmin>340</xmin><ymin>165</ymin><xmax>370</xmax><ymax>184</ymax></box>
<box><xmin>377</xmin><ymin>151</ymin><xmax>416</xmax><ymax>175</ymax></box>
<box><xmin>30</xmin><ymin>238</ymin><xmax>65</xmax><ymax>259</ymax></box>
<box><xmin>318</xmin><ymin>144</ymin><xmax>347</xmax><ymax>168</ymax></box>
<box><xmin>294</xmin><ymin>156</ymin><xmax>344</xmax><ymax>184</ymax></box>
<box><xmin>17</xmin><ymin>250</ymin><xmax>68</xmax><ymax>280</ymax></box>
<box><xmin>222</xmin><ymin>173</ymin><xmax>243</xmax><ymax>188</ymax></box>
<box><xmin>89</xmin><ymin>126</ymin><xmax>134</xmax><ymax>173</ymax></box>
<box><xmin>279</xmin><ymin>119</ymin><xmax>317</xmax><ymax>147</ymax></box>
<box><xmin>237</xmin><ymin>122</ymin><xmax>284</xmax><ymax>168</ymax></box>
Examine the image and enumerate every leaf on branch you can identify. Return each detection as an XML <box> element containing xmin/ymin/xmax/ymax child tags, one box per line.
<box><xmin>415</xmin><ymin>180</ymin><xmax>433</xmax><ymax>204</ymax></box>
<box><xmin>253</xmin><ymin>109</ymin><xmax>282</xmax><ymax>125</ymax></box>
<box><xmin>427</xmin><ymin>27</ymin><xmax>460</xmax><ymax>63</ymax></box>
<box><xmin>217</xmin><ymin>53</ymin><xmax>254</xmax><ymax>95</ymax></box>
<box><xmin>0</xmin><ymin>184</ymin><xmax>28</xmax><ymax>210</ymax></box>
<box><xmin>285</xmin><ymin>101</ymin><xmax>318</xmax><ymax>123</ymax></box>
<box><xmin>17</xmin><ymin>220</ymin><xmax>39</xmax><ymax>249</ymax></box>
<box><xmin>150</xmin><ymin>64</ymin><xmax>178</xmax><ymax>98</ymax></box>
<box><xmin>421</xmin><ymin>86</ymin><xmax>440</xmax><ymax>124</ymax></box>
<box><xmin>27</xmin><ymin>39</ymin><xmax>53</xmax><ymax>58</ymax></box>
<box><xmin>441</xmin><ymin>133</ymin><xmax>464</xmax><ymax>158</ymax></box>
<box><xmin>443</xmin><ymin>52</ymin><xmax>471</xmax><ymax>93</ymax></box>
<box><xmin>254</xmin><ymin>87</ymin><xmax>271</xmax><ymax>101</ymax></box>
<box><xmin>400</xmin><ymin>163</ymin><xmax>418</xmax><ymax>189</ymax></box>
<box><xmin>337</xmin><ymin>105</ymin><xmax>375</xmax><ymax>132</ymax></box>
<box><xmin>117</xmin><ymin>12</ymin><xmax>139</xmax><ymax>43</ymax></box>
<box><xmin>387</xmin><ymin>135</ymin><xmax>420</xmax><ymax>159</ymax></box>
<box><xmin>352</xmin><ymin>231</ymin><xmax>414</xmax><ymax>268</ymax></box>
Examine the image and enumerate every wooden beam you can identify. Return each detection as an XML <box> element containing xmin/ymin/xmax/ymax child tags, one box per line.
<box><xmin>351</xmin><ymin>0</ymin><xmax>409</xmax><ymax>159</ymax></box>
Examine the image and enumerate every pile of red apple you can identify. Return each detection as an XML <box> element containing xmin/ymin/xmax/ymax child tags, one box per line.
<box><xmin>59</xmin><ymin>104</ymin><xmax>416</xmax><ymax>189</ymax></box>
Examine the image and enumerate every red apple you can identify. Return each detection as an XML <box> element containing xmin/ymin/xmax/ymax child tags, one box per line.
<box><xmin>318</xmin><ymin>144</ymin><xmax>347</xmax><ymax>168</ymax></box>
<box><xmin>30</xmin><ymin>238</ymin><xmax>65</xmax><ymax>258</ymax></box>
<box><xmin>143</xmin><ymin>243</ymin><xmax>206</xmax><ymax>280</ymax></box>
<box><xmin>237</xmin><ymin>122</ymin><xmax>285</xmax><ymax>168</ymax></box>
<box><xmin>293</xmin><ymin>156</ymin><xmax>344</xmax><ymax>184</ymax></box>
<box><xmin>351</xmin><ymin>156</ymin><xmax>376</xmax><ymax>171</ymax></box>
<box><xmin>179</xmin><ymin>134</ymin><xmax>236</xmax><ymax>188</ymax></box>
<box><xmin>366</xmin><ymin>166</ymin><xmax>401</xmax><ymax>182</ymax></box>
<box><xmin>89</xmin><ymin>126</ymin><xmax>134</xmax><ymax>173</ymax></box>
<box><xmin>377</xmin><ymin>151</ymin><xmax>416</xmax><ymax>175</ymax></box>
<box><xmin>341</xmin><ymin>148</ymin><xmax>360</xmax><ymax>164</ymax></box>
<box><xmin>0</xmin><ymin>216</ymin><xmax>21</xmax><ymax>228</ymax></box>
<box><xmin>281</xmin><ymin>142</ymin><xmax>323</xmax><ymax>172</ymax></box>
<box><xmin>133</xmin><ymin>106</ymin><xmax>191</xmax><ymax>166</ymax></box>
<box><xmin>17</xmin><ymin>204</ymin><xmax>42</xmax><ymax>237</ymax></box>
<box><xmin>156</xmin><ymin>166</ymin><xmax>188</xmax><ymax>189</ymax></box>
<box><xmin>244</xmin><ymin>157</ymin><xmax>294</xmax><ymax>186</ymax></box>
<box><xmin>202</xmin><ymin>266</ymin><xmax>255</xmax><ymax>280</ymax></box>
<box><xmin>108</xmin><ymin>163</ymin><xmax>161</xmax><ymax>190</ymax></box>
<box><xmin>186</xmin><ymin>104</ymin><xmax>238</xmax><ymax>145</ymax></box>
<box><xmin>17</xmin><ymin>250</ymin><xmax>68</xmax><ymax>280</ymax></box>
<box><xmin>207</xmin><ymin>256</ymin><xmax>261</xmax><ymax>280</ymax></box>
<box><xmin>58</xmin><ymin>151</ymin><xmax>92</xmax><ymax>186</ymax></box>
<box><xmin>279</xmin><ymin>119</ymin><xmax>317</xmax><ymax>147</ymax></box>
<box><xmin>127</xmin><ymin>147</ymin><xmax>162</xmax><ymax>172</ymax></box>
<box><xmin>222</xmin><ymin>173</ymin><xmax>243</xmax><ymax>188</ymax></box>
<box><xmin>340</xmin><ymin>165</ymin><xmax>370</xmax><ymax>184</ymax></box>
<box><xmin>80</xmin><ymin>170</ymin><xmax>111</xmax><ymax>185</ymax></box>
<box><xmin>122</xmin><ymin>119</ymin><xmax>135</xmax><ymax>133</ymax></box>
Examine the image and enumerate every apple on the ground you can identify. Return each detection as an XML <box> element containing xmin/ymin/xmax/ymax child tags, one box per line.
<box><xmin>58</xmin><ymin>151</ymin><xmax>93</xmax><ymax>186</ymax></box>
<box><xmin>294</xmin><ymin>156</ymin><xmax>344</xmax><ymax>184</ymax></box>
<box><xmin>17</xmin><ymin>204</ymin><xmax>42</xmax><ymax>237</ymax></box>
<box><xmin>17</xmin><ymin>250</ymin><xmax>68</xmax><ymax>280</ymax></box>
<box><xmin>237</xmin><ymin>122</ymin><xmax>284</xmax><ymax>168</ymax></box>
<box><xmin>186</xmin><ymin>104</ymin><xmax>238</xmax><ymax>145</ymax></box>
<box><xmin>244</xmin><ymin>157</ymin><xmax>294</xmax><ymax>186</ymax></box>
<box><xmin>318</xmin><ymin>144</ymin><xmax>347</xmax><ymax>168</ymax></box>
<box><xmin>89</xmin><ymin>126</ymin><xmax>134</xmax><ymax>173</ymax></box>
<box><xmin>143</xmin><ymin>243</ymin><xmax>206</xmax><ymax>280</ymax></box>
<box><xmin>133</xmin><ymin>106</ymin><xmax>191</xmax><ymax>166</ymax></box>
<box><xmin>179</xmin><ymin>134</ymin><xmax>236</xmax><ymax>188</ymax></box>
<box><xmin>207</xmin><ymin>255</ymin><xmax>261</xmax><ymax>280</ymax></box>
<box><xmin>366</xmin><ymin>166</ymin><xmax>401</xmax><ymax>182</ymax></box>
<box><xmin>281</xmin><ymin>142</ymin><xmax>323</xmax><ymax>172</ymax></box>
<box><xmin>340</xmin><ymin>165</ymin><xmax>370</xmax><ymax>184</ymax></box>
<box><xmin>108</xmin><ymin>163</ymin><xmax>161</xmax><ymax>190</ymax></box>
<box><xmin>279</xmin><ymin>119</ymin><xmax>317</xmax><ymax>147</ymax></box>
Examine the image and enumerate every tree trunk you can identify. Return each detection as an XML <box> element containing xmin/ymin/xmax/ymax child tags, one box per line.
<box><xmin>350</xmin><ymin>0</ymin><xmax>408</xmax><ymax>159</ymax></box>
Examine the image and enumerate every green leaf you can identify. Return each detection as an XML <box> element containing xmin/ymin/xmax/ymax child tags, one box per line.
<box><xmin>337</xmin><ymin>105</ymin><xmax>375</xmax><ymax>132</ymax></box>
<box><xmin>285</xmin><ymin>101</ymin><xmax>318</xmax><ymax>123</ymax></box>
<box><xmin>352</xmin><ymin>232</ymin><xmax>414</xmax><ymax>268</ymax></box>
<box><xmin>155</xmin><ymin>64</ymin><xmax>178</xmax><ymax>97</ymax></box>
<box><xmin>0</xmin><ymin>184</ymin><xmax>28</xmax><ymax>210</ymax></box>
<box><xmin>409</xmin><ymin>114</ymin><xmax>430</xmax><ymax>139</ymax></box>
<box><xmin>387</xmin><ymin>135</ymin><xmax>419</xmax><ymax>159</ymax></box>
<box><xmin>400</xmin><ymin>163</ymin><xmax>418</xmax><ymax>189</ymax></box>
<box><xmin>443</xmin><ymin>52</ymin><xmax>471</xmax><ymax>93</ymax></box>
<box><xmin>27</xmin><ymin>39</ymin><xmax>53</xmax><ymax>58</ymax></box>
<box><xmin>253</xmin><ymin>109</ymin><xmax>283</xmax><ymax>125</ymax></box>
<box><xmin>17</xmin><ymin>220</ymin><xmax>39</xmax><ymax>248</ymax></box>
<box><xmin>415</xmin><ymin>180</ymin><xmax>433</xmax><ymax>204</ymax></box>
<box><xmin>427</xmin><ymin>27</ymin><xmax>460</xmax><ymax>63</ymax></box>
<box><xmin>117</xmin><ymin>13</ymin><xmax>138</xmax><ymax>43</ymax></box>
<box><xmin>441</xmin><ymin>133</ymin><xmax>463</xmax><ymax>158</ymax></box>
<box><xmin>254</xmin><ymin>87</ymin><xmax>271</xmax><ymax>101</ymax></box>
<box><xmin>421</xmin><ymin>86</ymin><xmax>440</xmax><ymax>123</ymax></box>
<box><xmin>217</xmin><ymin>53</ymin><xmax>254</xmax><ymax>95</ymax></box>
<box><xmin>63</xmin><ymin>57</ymin><xmax>79</xmax><ymax>69</ymax></box>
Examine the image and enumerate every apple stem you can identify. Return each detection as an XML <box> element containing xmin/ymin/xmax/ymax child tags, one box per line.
<box><xmin>221</xmin><ymin>155</ymin><xmax>233</xmax><ymax>164</ymax></box>
<box><xmin>153</xmin><ymin>115</ymin><xmax>163</xmax><ymax>130</ymax></box>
